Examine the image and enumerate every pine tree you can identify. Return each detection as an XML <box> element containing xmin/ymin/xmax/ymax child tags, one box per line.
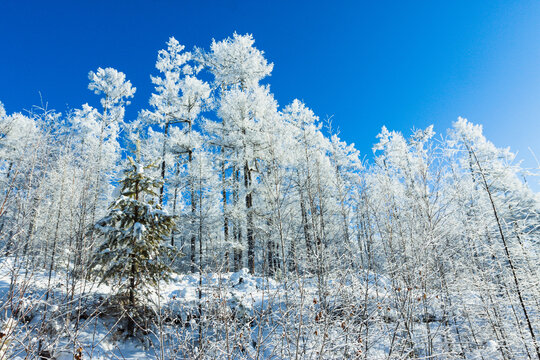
<box><xmin>90</xmin><ymin>154</ymin><xmax>177</xmax><ymax>336</ymax></box>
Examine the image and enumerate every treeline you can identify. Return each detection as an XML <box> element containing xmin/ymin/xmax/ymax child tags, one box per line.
<box><xmin>0</xmin><ymin>33</ymin><xmax>539</xmax><ymax>358</ymax></box>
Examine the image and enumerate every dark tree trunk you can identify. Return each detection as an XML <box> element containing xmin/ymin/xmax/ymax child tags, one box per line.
<box><xmin>233</xmin><ymin>166</ymin><xmax>242</xmax><ymax>271</ymax></box>
<box><xmin>299</xmin><ymin>193</ymin><xmax>313</xmax><ymax>255</ymax></box>
<box><xmin>245</xmin><ymin>161</ymin><xmax>255</xmax><ymax>274</ymax></box>
<box><xmin>189</xmin><ymin>123</ymin><xmax>197</xmax><ymax>273</ymax></box>
<box><xmin>222</xmin><ymin>146</ymin><xmax>230</xmax><ymax>271</ymax></box>
<box><xmin>128</xmin><ymin>178</ymin><xmax>140</xmax><ymax>337</ymax></box>
<box><xmin>469</xmin><ymin>145</ymin><xmax>540</xmax><ymax>360</ymax></box>
<box><xmin>159</xmin><ymin>121</ymin><xmax>170</xmax><ymax>206</ymax></box>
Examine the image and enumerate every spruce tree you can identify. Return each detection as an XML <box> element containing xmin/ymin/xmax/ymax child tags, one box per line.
<box><xmin>90</xmin><ymin>155</ymin><xmax>177</xmax><ymax>336</ymax></box>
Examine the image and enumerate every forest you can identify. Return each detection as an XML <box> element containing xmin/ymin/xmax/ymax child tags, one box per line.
<box><xmin>0</xmin><ymin>33</ymin><xmax>539</xmax><ymax>359</ymax></box>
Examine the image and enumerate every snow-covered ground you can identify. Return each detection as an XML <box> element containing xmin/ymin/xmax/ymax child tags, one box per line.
<box><xmin>0</xmin><ymin>258</ymin><xmax>508</xmax><ymax>359</ymax></box>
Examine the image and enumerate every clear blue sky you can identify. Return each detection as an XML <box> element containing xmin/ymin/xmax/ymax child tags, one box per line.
<box><xmin>1</xmin><ymin>1</ymin><xmax>540</xmax><ymax>174</ymax></box>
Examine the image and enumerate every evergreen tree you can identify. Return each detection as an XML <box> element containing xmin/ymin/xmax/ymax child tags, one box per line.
<box><xmin>90</xmin><ymin>154</ymin><xmax>177</xmax><ymax>336</ymax></box>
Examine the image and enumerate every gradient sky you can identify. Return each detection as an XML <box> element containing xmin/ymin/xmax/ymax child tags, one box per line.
<box><xmin>1</xmin><ymin>1</ymin><xmax>540</xmax><ymax>179</ymax></box>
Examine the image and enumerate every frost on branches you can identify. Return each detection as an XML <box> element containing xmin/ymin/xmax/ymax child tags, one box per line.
<box><xmin>0</xmin><ymin>33</ymin><xmax>538</xmax><ymax>359</ymax></box>
<box><xmin>91</xmin><ymin>155</ymin><xmax>177</xmax><ymax>336</ymax></box>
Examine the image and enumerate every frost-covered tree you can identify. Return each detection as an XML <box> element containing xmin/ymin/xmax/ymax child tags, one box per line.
<box><xmin>142</xmin><ymin>37</ymin><xmax>210</xmax><ymax>207</ymax></box>
<box><xmin>203</xmin><ymin>32</ymin><xmax>273</xmax><ymax>90</ymax></box>
<box><xmin>91</xmin><ymin>155</ymin><xmax>177</xmax><ymax>336</ymax></box>
<box><xmin>1</xmin><ymin>32</ymin><xmax>540</xmax><ymax>359</ymax></box>
<box><xmin>84</xmin><ymin>67</ymin><xmax>136</xmax><ymax>230</ymax></box>
<box><xmin>63</xmin><ymin>68</ymin><xmax>135</xmax><ymax>286</ymax></box>
<box><xmin>201</xmin><ymin>33</ymin><xmax>274</xmax><ymax>273</ymax></box>
<box><xmin>448</xmin><ymin>117</ymin><xmax>540</xmax><ymax>359</ymax></box>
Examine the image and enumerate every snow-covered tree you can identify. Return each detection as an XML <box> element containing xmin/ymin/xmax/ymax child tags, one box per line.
<box><xmin>91</xmin><ymin>155</ymin><xmax>177</xmax><ymax>336</ymax></box>
<box><xmin>1</xmin><ymin>32</ymin><xmax>540</xmax><ymax>359</ymax></box>
<box><xmin>203</xmin><ymin>32</ymin><xmax>273</xmax><ymax>90</ymax></box>
<box><xmin>84</xmin><ymin>67</ymin><xmax>136</xmax><ymax>226</ymax></box>
<box><xmin>448</xmin><ymin>117</ymin><xmax>540</xmax><ymax>359</ymax></box>
<box><xmin>142</xmin><ymin>37</ymin><xmax>210</xmax><ymax>207</ymax></box>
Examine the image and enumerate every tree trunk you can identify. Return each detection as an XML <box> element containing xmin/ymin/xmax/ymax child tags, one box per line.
<box><xmin>189</xmin><ymin>121</ymin><xmax>197</xmax><ymax>273</ymax></box>
<box><xmin>128</xmin><ymin>177</ymin><xmax>140</xmax><ymax>337</ymax></box>
<box><xmin>159</xmin><ymin>121</ymin><xmax>170</xmax><ymax>206</ymax></box>
<box><xmin>245</xmin><ymin>160</ymin><xmax>255</xmax><ymax>274</ymax></box>
<box><xmin>469</xmin><ymin>145</ymin><xmax>540</xmax><ymax>360</ymax></box>
<box><xmin>233</xmin><ymin>166</ymin><xmax>242</xmax><ymax>271</ymax></box>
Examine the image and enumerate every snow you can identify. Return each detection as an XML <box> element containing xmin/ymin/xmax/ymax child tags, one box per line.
<box><xmin>0</xmin><ymin>258</ymin><xmax>369</xmax><ymax>358</ymax></box>
<box><xmin>1</xmin><ymin>31</ymin><xmax>539</xmax><ymax>360</ymax></box>
<box><xmin>0</xmin><ymin>256</ymin><xmax>493</xmax><ymax>359</ymax></box>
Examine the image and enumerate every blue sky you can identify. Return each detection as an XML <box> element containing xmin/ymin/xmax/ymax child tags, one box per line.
<box><xmin>1</xmin><ymin>1</ymin><xmax>540</xmax><ymax>174</ymax></box>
